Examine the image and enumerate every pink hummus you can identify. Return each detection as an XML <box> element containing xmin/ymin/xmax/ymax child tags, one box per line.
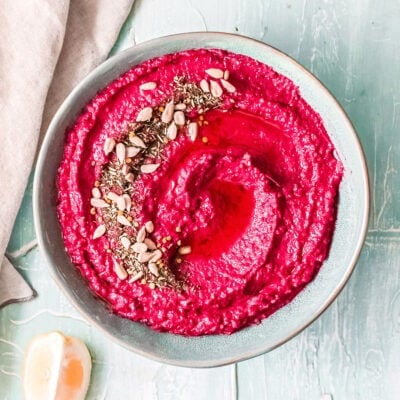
<box><xmin>57</xmin><ymin>49</ymin><xmax>343</xmax><ymax>336</ymax></box>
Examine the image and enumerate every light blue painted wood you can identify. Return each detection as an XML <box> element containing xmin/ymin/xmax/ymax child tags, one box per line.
<box><xmin>1</xmin><ymin>0</ymin><xmax>399</xmax><ymax>398</ymax></box>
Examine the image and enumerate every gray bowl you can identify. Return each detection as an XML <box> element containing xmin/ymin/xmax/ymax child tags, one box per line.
<box><xmin>33</xmin><ymin>32</ymin><xmax>369</xmax><ymax>367</ymax></box>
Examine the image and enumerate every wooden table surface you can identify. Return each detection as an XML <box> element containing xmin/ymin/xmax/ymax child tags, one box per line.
<box><xmin>1</xmin><ymin>1</ymin><xmax>399</xmax><ymax>399</ymax></box>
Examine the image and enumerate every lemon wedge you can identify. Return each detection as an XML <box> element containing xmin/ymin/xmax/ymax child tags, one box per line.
<box><xmin>22</xmin><ymin>331</ymin><xmax>92</xmax><ymax>400</ymax></box>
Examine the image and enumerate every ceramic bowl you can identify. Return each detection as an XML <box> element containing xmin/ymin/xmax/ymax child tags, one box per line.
<box><xmin>33</xmin><ymin>32</ymin><xmax>369</xmax><ymax>367</ymax></box>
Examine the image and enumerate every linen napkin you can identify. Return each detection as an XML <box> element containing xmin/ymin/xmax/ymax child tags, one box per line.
<box><xmin>0</xmin><ymin>0</ymin><xmax>134</xmax><ymax>307</ymax></box>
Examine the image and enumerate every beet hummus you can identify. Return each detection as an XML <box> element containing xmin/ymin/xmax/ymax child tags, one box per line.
<box><xmin>57</xmin><ymin>48</ymin><xmax>343</xmax><ymax>336</ymax></box>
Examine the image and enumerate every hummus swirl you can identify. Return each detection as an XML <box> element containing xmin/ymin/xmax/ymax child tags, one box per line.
<box><xmin>57</xmin><ymin>49</ymin><xmax>343</xmax><ymax>335</ymax></box>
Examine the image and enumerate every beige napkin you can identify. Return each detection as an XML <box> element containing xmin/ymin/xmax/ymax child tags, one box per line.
<box><xmin>0</xmin><ymin>0</ymin><xmax>134</xmax><ymax>307</ymax></box>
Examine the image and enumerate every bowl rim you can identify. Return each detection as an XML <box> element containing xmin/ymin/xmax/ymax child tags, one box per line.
<box><xmin>33</xmin><ymin>31</ymin><xmax>370</xmax><ymax>368</ymax></box>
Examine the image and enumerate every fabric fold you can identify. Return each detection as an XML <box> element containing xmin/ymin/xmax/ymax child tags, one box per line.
<box><xmin>0</xmin><ymin>257</ymin><xmax>35</xmax><ymax>308</ymax></box>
